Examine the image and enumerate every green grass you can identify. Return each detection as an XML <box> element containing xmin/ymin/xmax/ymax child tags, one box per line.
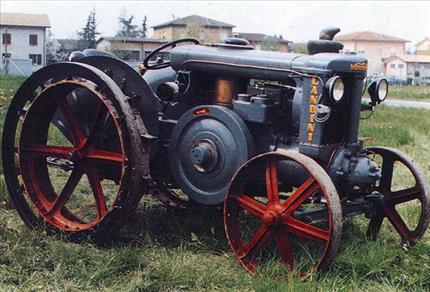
<box><xmin>0</xmin><ymin>74</ymin><xmax>429</xmax><ymax>291</ymax></box>
<box><xmin>377</xmin><ymin>85</ymin><xmax>430</xmax><ymax>102</ymax></box>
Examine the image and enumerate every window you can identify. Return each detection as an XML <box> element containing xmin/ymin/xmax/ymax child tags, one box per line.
<box><xmin>390</xmin><ymin>64</ymin><xmax>395</xmax><ymax>68</ymax></box>
<box><xmin>29</xmin><ymin>54</ymin><xmax>42</xmax><ymax>65</ymax></box>
<box><xmin>376</xmin><ymin>47</ymin><xmax>382</xmax><ymax>57</ymax></box>
<box><xmin>29</xmin><ymin>34</ymin><xmax>38</xmax><ymax>46</ymax></box>
<box><xmin>425</xmin><ymin>64</ymin><xmax>430</xmax><ymax>69</ymax></box>
<box><xmin>358</xmin><ymin>46</ymin><xmax>365</xmax><ymax>55</ymax></box>
<box><xmin>2</xmin><ymin>33</ymin><xmax>11</xmax><ymax>44</ymax></box>
<box><xmin>390</xmin><ymin>47</ymin><xmax>397</xmax><ymax>56</ymax></box>
<box><xmin>398</xmin><ymin>64</ymin><xmax>404</xmax><ymax>69</ymax></box>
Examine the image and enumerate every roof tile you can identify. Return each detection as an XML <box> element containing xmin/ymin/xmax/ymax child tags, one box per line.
<box><xmin>153</xmin><ymin>15</ymin><xmax>234</xmax><ymax>29</ymax></box>
<box><xmin>0</xmin><ymin>13</ymin><xmax>50</xmax><ymax>27</ymax></box>
<box><xmin>335</xmin><ymin>31</ymin><xmax>407</xmax><ymax>42</ymax></box>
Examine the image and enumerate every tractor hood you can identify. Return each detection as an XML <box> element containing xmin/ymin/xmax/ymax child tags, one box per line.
<box><xmin>170</xmin><ymin>44</ymin><xmax>368</xmax><ymax>79</ymax></box>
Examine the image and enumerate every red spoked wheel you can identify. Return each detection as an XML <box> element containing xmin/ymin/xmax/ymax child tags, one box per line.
<box><xmin>366</xmin><ymin>147</ymin><xmax>430</xmax><ymax>245</ymax></box>
<box><xmin>224</xmin><ymin>150</ymin><xmax>342</xmax><ymax>278</ymax></box>
<box><xmin>2</xmin><ymin>63</ymin><xmax>147</xmax><ymax>238</ymax></box>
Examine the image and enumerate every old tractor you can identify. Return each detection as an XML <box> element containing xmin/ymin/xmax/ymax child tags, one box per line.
<box><xmin>2</xmin><ymin>27</ymin><xmax>429</xmax><ymax>278</ymax></box>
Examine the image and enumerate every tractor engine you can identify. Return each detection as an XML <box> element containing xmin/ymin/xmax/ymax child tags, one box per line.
<box><xmin>149</xmin><ymin>31</ymin><xmax>382</xmax><ymax>205</ymax></box>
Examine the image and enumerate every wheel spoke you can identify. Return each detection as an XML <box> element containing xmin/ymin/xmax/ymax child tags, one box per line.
<box><xmin>384</xmin><ymin>207</ymin><xmax>414</xmax><ymax>241</ymax></box>
<box><xmin>56</xmin><ymin>96</ymin><xmax>86</xmax><ymax>147</ymax></box>
<box><xmin>380</xmin><ymin>156</ymin><xmax>395</xmax><ymax>194</ymax></box>
<box><xmin>239</xmin><ymin>225</ymin><xmax>271</xmax><ymax>261</ymax></box>
<box><xmin>86</xmin><ymin>149</ymin><xmax>124</xmax><ymax>164</ymax></box>
<box><xmin>234</xmin><ymin>195</ymin><xmax>266</xmax><ymax>220</ymax></box>
<box><xmin>85</xmin><ymin>103</ymin><xmax>108</xmax><ymax>147</ymax></box>
<box><xmin>47</xmin><ymin>168</ymin><xmax>83</xmax><ymax>216</ymax></box>
<box><xmin>20</xmin><ymin>145</ymin><xmax>74</xmax><ymax>159</ymax></box>
<box><xmin>366</xmin><ymin>211</ymin><xmax>384</xmax><ymax>240</ymax></box>
<box><xmin>284</xmin><ymin>216</ymin><xmax>329</xmax><ymax>245</ymax></box>
<box><xmin>273</xmin><ymin>226</ymin><xmax>294</xmax><ymax>268</ymax></box>
<box><xmin>386</xmin><ymin>187</ymin><xmax>420</xmax><ymax>205</ymax></box>
<box><xmin>265</xmin><ymin>160</ymin><xmax>279</xmax><ymax>205</ymax></box>
<box><xmin>281</xmin><ymin>177</ymin><xmax>319</xmax><ymax>216</ymax></box>
<box><xmin>86</xmin><ymin>165</ymin><xmax>108</xmax><ymax>218</ymax></box>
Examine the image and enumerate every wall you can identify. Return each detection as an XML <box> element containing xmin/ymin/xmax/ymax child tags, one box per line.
<box><xmin>416</xmin><ymin>39</ymin><xmax>430</xmax><ymax>55</ymax></box>
<box><xmin>340</xmin><ymin>40</ymin><xmax>405</xmax><ymax>74</ymax></box>
<box><xmin>0</xmin><ymin>25</ymin><xmax>46</xmax><ymax>71</ymax></box>
<box><xmin>385</xmin><ymin>58</ymin><xmax>407</xmax><ymax>80</ymax></box>
<box><xmin>154</xmin><ymin>26</ymin><xmax>174</xmax><ymax>40</ymax></box>
<box><xmin>409</xmin><ymin>62</ymin><xmax>430</xmax><ymax>78</ymax></box>
<box><xmin>155</xmin><ymin>26</ymin><xmax>232</xmax><ymax>43</ymax></box>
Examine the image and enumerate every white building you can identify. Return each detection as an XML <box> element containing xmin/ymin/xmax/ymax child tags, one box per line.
<box><xmin>1</xmin><ymin>13</ymin><xmax>50</xmax><ymax>74</ymax></box>
<box><xmin>383</xmin><ymin>54</ymin><xmax>430</xmax><ymax>85</ymax></box>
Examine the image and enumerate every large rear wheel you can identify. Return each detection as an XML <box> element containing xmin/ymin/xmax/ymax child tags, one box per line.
<box><xmin>2</xmin><ymin>63</ymin><xmax>148</xmax><ymax>239</ymax></box>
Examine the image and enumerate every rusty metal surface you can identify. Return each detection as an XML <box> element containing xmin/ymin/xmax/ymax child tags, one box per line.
<box><xmin>2</xmin><ymin>62</ymin><xmax>149</xmax><ymax>239</ymax></box>
<box><xmin>223</xmin><ymin>149</ymin><xmax>343</xmax><ymax>279</ymax></box>
<box><xmin>214</xmin><ymin>78</ymin><xmax>235</xmax><ymax>105</ymax></box>
<box><xmin>366</xmin><ymin>147</ymin><xmax>430</xmax><ymax>245</ymax></box>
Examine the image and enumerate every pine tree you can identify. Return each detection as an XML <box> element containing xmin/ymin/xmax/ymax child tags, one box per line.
<box><xmin>117</xmin><ymin>15</ymin><xmax>138</xmax><ymax>38</ymax></box>
<box><xmin>139</xmin><ymin>16</ymin><xmax>148</xmax><ymax>39</ymax></box>
<box><xmin>77</xmin><ymin>9</ymin><xmax>99</xmax><ymax>49</ymax></box>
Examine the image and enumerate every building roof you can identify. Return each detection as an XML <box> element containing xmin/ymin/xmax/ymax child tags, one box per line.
<box><xmin>383</xmin><ymin>54</ymin><xmax>430</xmax><ymax>64</ymax></box>
<box><xmin>96</xmin><ymin>37</ymin><xmax>168</xmax><ymax>44</ymax></box>
<box><xmin>416</xmin><ymin>37</ymin><xmax>430</xmax><ymax>47</ymax></box>
<box><xmin>152</xmin><ymin>15</ymin><xmax>234</xmax><ymax>29</ymax></box>
<box><xmin>233</xmin><ymin>32</ymin><xmax>291</xmax><ymax>44</ymax></box>
<box><xmin>335</xmin><ymin>31</ymin><xmax>407</xmax><ymax>42</ymax></box>
<box><xmin>0</xmin><ymin>13</ymin><xmax>50</xmax><ymax>28</ymax></box>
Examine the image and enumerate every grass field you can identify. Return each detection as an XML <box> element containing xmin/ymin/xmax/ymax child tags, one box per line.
<box><xmin>0</xmin><ymin>75</ymin><xmax>429</xmax><ymax>291</ymax></box>
<box><xmin>374</xmin><ymin>85</ymin><xmax>430</xmax><ymax>102</ymax></box>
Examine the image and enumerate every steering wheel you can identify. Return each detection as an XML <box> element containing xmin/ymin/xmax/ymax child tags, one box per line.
<box><xmin>143</xmin><ymin>38</ymin><xmax>200</xmax><ymax>70</ymax></box>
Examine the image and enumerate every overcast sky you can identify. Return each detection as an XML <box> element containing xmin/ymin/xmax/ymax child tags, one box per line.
<box><xmin>2</xmin><ymin>1</ymin><xmax>429</xmax><ymax>47</ymax></box>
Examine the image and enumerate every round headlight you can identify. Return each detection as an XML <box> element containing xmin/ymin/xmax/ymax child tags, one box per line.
<box><xmin>377</xmin><ymin>79</ymin><xmax>388</xmax><ymax>102</ymax></box>
<box><xmin>368</xmin><ymin>78</ymin><xmax>389</xmax><ymax>105</ymax></box>
<box><xmin>326</xmin><ymin>76</ymin><xmax>344</xmax><ymax>103</ymax></box>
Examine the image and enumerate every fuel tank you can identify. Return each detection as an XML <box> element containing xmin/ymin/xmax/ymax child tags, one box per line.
<box><xmin>170</xmin><ymin>44</ymin><xmax>368</xmax><ymax>78</ymax></box>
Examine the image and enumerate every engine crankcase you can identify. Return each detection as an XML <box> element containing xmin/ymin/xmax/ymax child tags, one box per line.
<box><xmin>169</xmin><ymin>105</ymin><xmax>254</xmax><ymax>205</ymax></box>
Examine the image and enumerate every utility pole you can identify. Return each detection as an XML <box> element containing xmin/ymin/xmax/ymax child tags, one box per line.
<box><xmin>4</xmin><ymin>28</ymin><xmax>9</xmax><ymax>74</ymax></box>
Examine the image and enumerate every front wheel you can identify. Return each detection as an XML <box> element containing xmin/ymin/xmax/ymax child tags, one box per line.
<box><xmin>366</xmin><ymin>147</ymin><xmax>430</xmax><ymax>245</ymax></box>
<box><xmin>224</xmin><ymin>150</ymin><xmax>343</xmax><ymax>278</ymax></box>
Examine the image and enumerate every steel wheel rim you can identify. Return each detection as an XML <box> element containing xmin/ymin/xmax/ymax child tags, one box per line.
<box><xmin>367</xmin><ymin>147</ymin><xmax>430</xmax><ymax>244</ymax></box>
<box><xmin>224</xmin><ymin>150</ymin><xmax>342</xmax><ymax>277</ymax></box>
<box><xmin>18</xmin><ymin>80</ymin><xmax>126</xmax><ymax>231</ymax></box>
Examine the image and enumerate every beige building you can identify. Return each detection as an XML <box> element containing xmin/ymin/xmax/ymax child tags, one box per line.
<box><xmin>383</xmin><ymin>54</ymin><xmax>430</xmax><ymax>84</ymax></box>
<box><xmin>416</xmin><ymin>38</ymin><xmax>430</xmax><ymax>55</ymax></box>
<box><xmin>232</xmin><ymin>32</ymin><xmax>291</xmax><ymax>52</ymax></box>
<box><xmin>335</xmin><ymin>31</ymin><xmax>407</xmax><ymax>74</ymax></box>
<box><xmin>152</xmin><ymin>15</ymin><xmax>234</xmax><ymax>43</ymax></box>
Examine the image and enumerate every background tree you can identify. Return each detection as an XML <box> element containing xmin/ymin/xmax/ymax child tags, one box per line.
<box><xmin>117</xmin><ymin>13</ymin><xmax>138</xmax><ymax>38</ymax></box>
<box><xmin>139</xmin><ymin>16</ymin><xmax>148</xmax><ymax>39</ymax></box>
<box><xmin>289</xmin><ymin>42</ymin><xmax>309</xmax><ymax>54</ymax></box>
<box><xmin>77</xmin><ymin>9</ymin><xmax>99</xmax><ymax>49</ymax></box>
<box><xmin>261</xmin><ymin>36</ymin><xmax>281</xmax><ymax>52</ymax></box>
<box><xmin>46</xmin><ymin>30</ymin><xmax>67</xmax><ymax>64</ymax></box>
